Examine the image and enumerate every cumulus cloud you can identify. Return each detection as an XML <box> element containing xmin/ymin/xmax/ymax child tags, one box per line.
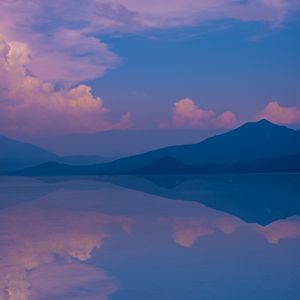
<box><xmin>0</xmin><ymin>0</ymin><xmax>298</xmax><ymax>83</ymax></box>
<box><xmin>255</xmin><ymin>101</ymin><xmax>300</xmax><ymax>124</ymax></box>
<box><xmin>165</xmin><ymin>98</ymin><xmax>238</xmax><ymax>129</ymax></box>
<box><xmin>0</xmin><ymin>34</ymin><xmax>133</xmax><ymax>136</ymax></box>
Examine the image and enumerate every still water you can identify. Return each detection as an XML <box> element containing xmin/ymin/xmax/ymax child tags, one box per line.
<box><xmin>0</xmin><ymin>174</ymin><xmax>300</xmax><ymax>300</ymax></box>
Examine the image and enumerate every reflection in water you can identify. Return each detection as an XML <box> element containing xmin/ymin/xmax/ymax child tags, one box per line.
<box><xmin>257</xmin><ymin>218</ymin><xmax>300</xmax><ymax>244</ymax></box>
<box><xmin>0</xmin><ymin>206</ymin><xmax>132</xmax><ymax>300</ymax></box>
<box><xmin>28</xmin><ymin>263</ymin><xmax>117</xmax><ymax>300</ymax></box>
<box><xmin>161</xmin><ymin>216</ymin><xmax>239</xmax><ymax>247</ymax></box>
<box><xmin>0</xmin><ymin>176</ymin><xmax>300</xmax><ymax>299</ymax></box>
<box><xmin>103</xmin><ymin>174</ymin><xmax>300</xmax><ymax>225</ymax></box>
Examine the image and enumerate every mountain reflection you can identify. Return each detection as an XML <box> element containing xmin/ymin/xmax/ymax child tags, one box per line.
<box><xmin>0</xmin><ymin>176</ymin><xmax>300</xmax><ymax>299</ymax></box>
<box><xmin>101</xmin><ymin>174</ymin><xmax>300</xmax><ymax>225</ymax></box>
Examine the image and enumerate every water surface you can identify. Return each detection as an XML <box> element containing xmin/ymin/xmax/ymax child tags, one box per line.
<box><xmin>0</xmin><ymin>174</ymin><xmax>300</xmax><ymax>300</ymax></box>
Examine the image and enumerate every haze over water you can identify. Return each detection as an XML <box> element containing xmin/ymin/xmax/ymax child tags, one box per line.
<box><xmin>1</xmin><ymin>174</ymin><xmax>300</xmax><ymax>300</ymax></box>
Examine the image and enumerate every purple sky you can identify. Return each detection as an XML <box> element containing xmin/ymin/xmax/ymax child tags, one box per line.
<box><xmin>0</xmin><ymin>0</ymin><xmax>299</xmax><ymax>138</ymax></box>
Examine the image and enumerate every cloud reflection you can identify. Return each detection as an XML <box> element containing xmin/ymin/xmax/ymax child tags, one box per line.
<box><xmin>1</xmin><ymin>195</ymin><xmax>300</xmax><ymax>299</ymax></box>
<box><xmin>0</xmin><ymin>206</ymin><xmax>132</xmax><ymax>300</ymax></box>
<box><xmin>257</xmin><ymin>219</ymin><xmax>300</xmax><ymax>244</ymax></box>
<box><xmin>161</xmin><ymin>216</ymin><xmax>240</xmax><ymax>247</ymax></box>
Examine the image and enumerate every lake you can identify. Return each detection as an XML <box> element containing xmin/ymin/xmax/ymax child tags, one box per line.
<box><xmin>1</xmin><ymin>174</ymin><xmax>300</xmax><ymax>300</ymax></box>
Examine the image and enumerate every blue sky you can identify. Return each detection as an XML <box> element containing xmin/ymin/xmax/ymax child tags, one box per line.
<box><xmin>90</xmin><ymin>17</ymin><xmax>300</xmax><ymax>126</ymax></box>
<box><xmin>0</xmin><ymin>0</ymin><xmax>299</xmax><ymax>136</ymax></box>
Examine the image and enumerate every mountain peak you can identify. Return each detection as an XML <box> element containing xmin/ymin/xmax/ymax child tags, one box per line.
<box><xmin>256</xmin><ymin>118</ymin><xmax>274</xmax><ymax>125</ymax></box>
<box><xmin>245</xmin><ymin>119</ymin><xmax>278</xmax><ymax>127</ymax></box>
<box><xmin>235</xmin><ymin>119</ymin><xmax>291</xmax><ymax>133</ymax></box>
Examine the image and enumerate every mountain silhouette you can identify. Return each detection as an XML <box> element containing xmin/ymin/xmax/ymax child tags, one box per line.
<box><xmin>102</xmin><ymin>119</ymin><xmax>300</xmax><ymax>173</ymax></box>
<box><xmin>0</xmin><ymin>135</ymin><xmax>115</xmax><ymax>172</ymax></box>
<box><xmin>16</xmin><ymin>120</ymin><xmax>300</xmax><ymax>175</ymax></box>
<box><xmin>133</xmin><ymin>157</ymin><xmax>198</xmax><ymax>175</ymax></box>
<box><xmin>132</xmin><ymin>154</ymin><xmax>300</xmax><ymax>175</ymax></box>
<box><xmin>0</xmin><ymin>135</ymin><xmax>59</xmax><ymax>172</ymax></box>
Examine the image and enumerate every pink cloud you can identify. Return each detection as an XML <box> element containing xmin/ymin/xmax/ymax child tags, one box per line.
<box><xmin>215</xmin><ymin>111</ymin><xmax>238</xmax><ymax>129</ymax></box>
<box><xmin>167</xmin><ymin>98</ymin><xmax>238</xmax><ymax>129</ymax></box>
<box><xmin>255</xmin><ymin>101</ymin><xmax>300</xmax><ymax>124</ymax></box>
<box><xmin>0</xmin><ymin>0</ymin><xmax>298</xmax><ymax>83</ymax></box>
<box><xmin>0</xmin><ymin>34</ymin><xmax>133</xmax><ymax>136</ymax></box>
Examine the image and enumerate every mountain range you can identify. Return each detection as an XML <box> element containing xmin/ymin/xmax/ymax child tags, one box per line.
<box><xmin>13</xmin><ymin>119</ymin><xmax>300</xmax><ymax>176</ymax></box>
<box><xmin>0</xmin><ymin>135</ymin><xmax>113</xmax><ymax>173</ymax></box>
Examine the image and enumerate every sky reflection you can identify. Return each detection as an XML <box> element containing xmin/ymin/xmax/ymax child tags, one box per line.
<box><xmin>0</xmin><ymin>176</ymin><xmax>300</xmax><ymax>300</ymax></box>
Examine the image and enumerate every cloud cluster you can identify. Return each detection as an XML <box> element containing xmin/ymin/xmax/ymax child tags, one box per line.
<box><xmin>165</xmin><ymin>98</ymin><xmax>238</xmax><ymax>129</ymax></box>
<box><xmin>255</xmin><ymin>101</ymin><xmax>300</xmax><ymax>124</ymax></box>
<box><xmin>0</xmin><ymin>0</ymin><xmax>298</xmax><ymax>83</ymax></box>
<box><xmin>0</xmin><ymin>34</ymin><xmax>133</xmax><ymax>136</ymax></box>
<box><xmin>0</xmin><ymin>1</ymin><xmax>299</xmax><ymax>135</ymax></box>
<box><xmin>163</xmin><ymin>98</ymin><xmax>300</xmax><ymax>130</ymax></box>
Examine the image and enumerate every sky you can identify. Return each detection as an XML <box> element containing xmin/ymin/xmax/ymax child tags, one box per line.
<box><xmin>0</xmin><ymin>0</ymin><xmax>299</xmax><ymax>137</ymax></box>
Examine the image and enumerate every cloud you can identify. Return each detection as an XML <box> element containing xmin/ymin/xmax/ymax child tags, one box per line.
<box><xmin>255</xmin><ymin>101</ymin><xmax>300</xmax><ymax>124</ymax></box>
<box><xmin>0</xmin><ymin>0</ymin><xmax>298</xmax><ymax>83</ymax></box>
<box><xmin>165</xmin><ymin>98</ymin><xmax>238</xmax><ymax>129</ymax></box>
<box><xmin>0</xmin><ymin>34</ymin><xmax>133</xmax><ymax>136</ymax></box>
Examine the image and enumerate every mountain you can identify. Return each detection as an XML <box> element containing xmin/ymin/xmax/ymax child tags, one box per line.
<box><xmin>16</xmin><ymin>120</ymin><xmax>300</xmax><ymax>176</ymax></box>
<box><xmin>0</xmin><ymin>135</ymin><xmax>115</xmax><ymax>172</ymax></box>
<box><xmin>60</xmin><ymin>155</ymin><xmax>116</xmax><ymax>165</ymax></box>
<box><xmin>0</xmin><ymin>135</ymin><xmax>59</xmax><ymax>172</ymax></box>
<box><xmin>132</xmin><ymin>154</ymin><xmax>300</xmax><ymax>174</ymax></box>
<box><xmin>133</xmin><ymin>157</ymin><xmax>198</xmax><ymax>175</ymax></box>
<box><xmin>98</xmin><ymin>119</ymin><xmax>300</xmax><ymax>173</ymax></box>
<box><xmin>229</xmin><ymin>154</ymin><xmax>300</xmax><ymax>173</ymax></box>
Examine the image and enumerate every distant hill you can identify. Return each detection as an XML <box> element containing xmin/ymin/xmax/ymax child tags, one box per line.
<box><xmin>15</xmin><ymin>120</ymin><xmax>300</xmax><ymax>176</ymax></box>
<box><xmin>132</xmin><ymin>154</ymin><xmax>300</xmax><ymax>175</ymax></box>
<box><xmin>0</xmin><ymin>135</ymin><xmax>59</xmax><ymax>172</ymax></box>
<box><xmin>133</xmin><ymin>157</ymin><xmax>198</xmax><ymax>175</ymax></box>
<box><xmin>0</xmin><ymin>135</ymin><xmax>115</xmax><ymax>172</ymax></box>
<box><xmin>101</xmin><ymin>119</ymin><xmax>300</xmax><ymax>173</ymax></box>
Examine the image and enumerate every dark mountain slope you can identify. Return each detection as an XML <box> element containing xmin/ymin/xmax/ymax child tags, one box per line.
<box><xmin>100</xmin><ymin>119</ymin><xmax>300</xmax><ymax>173</ymax></box>
<box><xmin>0</xmin><ymin>135</ymin><xmax>59</xmax><ymax>172</ymax></box>
<box><xmin>15</xmin><ymin>120</ymin><xmax>300</xmax><ymax>175</ymax></box>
